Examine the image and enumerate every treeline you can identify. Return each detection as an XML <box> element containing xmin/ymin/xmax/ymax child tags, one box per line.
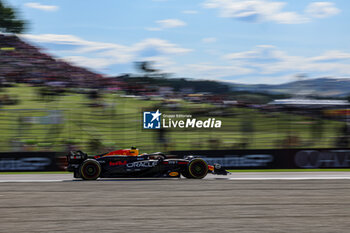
<box><xmin>0</xmin><ymin>1</ymin><xmax>27</xmax><ymax>33</ymax></box>
<box><xmin>117</xmin><ymin>75</ymin><xmax>291</xmax><ymax>104</ymax></box>
<box><xmin>118</xmin><ymin>75</ymin><xmax>231</xmax><ymax>94</ymax></box>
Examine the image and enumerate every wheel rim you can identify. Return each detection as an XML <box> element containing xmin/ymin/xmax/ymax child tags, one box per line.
<box><xmin>86</xmin><ymin>165</ymin><xmax>96</xmax><ymax>175</ymax></box>
<box><xmin>81</xmin><ymin>161</ymin><xmax>100</xmax><ymax>179</ymax></box>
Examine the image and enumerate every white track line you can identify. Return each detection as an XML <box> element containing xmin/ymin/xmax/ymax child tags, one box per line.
<box><xmin>1</xmin><ymin>172</ymin><xmax>350</xmax><ymax>182</ymax></box>
<box><xmin>226</xmin><ymin>177</ymin><xmax>350</xmax><ymax>180</ymax></box>
<box><xmin>0</xmin><ymin>177</ymin><xmax>350</xmax><ymax>182</ymax></box>
<box><xmin>0</xmin><ymin>180</ymin><xmax>65</xmax><ymax>183</ymax></box>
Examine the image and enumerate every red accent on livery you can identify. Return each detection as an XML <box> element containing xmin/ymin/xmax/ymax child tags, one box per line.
<box><xmin>178</xmin><ymin>161</ymin><xmax>188</xmax><ymax>165</ymax></box>
<box><xmin>109</xmin><ymin>161</ymin><xmax>127</xmax><ymax>166</ymax></box>
<box><xmin>105</xmin><ymin>149</ymin><xmax>139</xmax><ymax>156</ymax></box>
<box><xmin>107</xmin><ymin>149</ymin><xmax>131</xmax><ymax>156</ymax></box>
<box><xmin>94</xmin><ymin>148</ymin><xmax>139</xmax><ymax>159</ymax></box>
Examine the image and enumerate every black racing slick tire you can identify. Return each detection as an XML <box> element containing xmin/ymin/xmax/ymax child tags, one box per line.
<box><xmin>182</xmin><ymin>159</ymin><xmax>208</xmax><ymax>179</ymax></box>
<box><xmin>73</xmin><ymin>170</ymin><xmax>81</xmax><ymax>178</ymax></box>
<box><xmin>80</xmin><ymin>159</ymin><xmax>101</xmax><ymax>180</ymax></box>
<box><xmin>181</xmin><ymin>169</ymin><xmax>192</xmax><ymax>179</ymax></box>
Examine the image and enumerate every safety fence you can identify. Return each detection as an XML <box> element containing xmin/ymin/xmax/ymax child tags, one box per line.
<box><xmin>0</xmin><ymin>148</ymin><xmax>349</xmax><ymax>171</ymax></box>
<box><xmin>0</xmin><ymin>107</ymin><xmax>347</xmax><ymax>154</ymax></box>
<box><xmin>171</xmin><ymin>148</ymin><xmax>350</xmax><ymax>169</ymax></box>
<box><xmin>0</xmin><ymin>152</ymin><xmax>65</xmax><ymax>171</ymax></box>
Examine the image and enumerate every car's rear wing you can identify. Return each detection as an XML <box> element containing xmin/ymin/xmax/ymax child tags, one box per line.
<box><xmin>67</xmin><ymin>150</ymin><xmax>88</xmax><ymax>164</ymax></box>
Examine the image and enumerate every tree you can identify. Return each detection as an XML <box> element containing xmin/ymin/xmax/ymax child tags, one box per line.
<box><xmin>0</xmin><ymin>1</ymin><xmax>27</xmax><ymax>33</ymax></box>
<box><xmin>135</xmin><ymin>61</ymin><xmax>159</xmax><ymax>73</ymax></box>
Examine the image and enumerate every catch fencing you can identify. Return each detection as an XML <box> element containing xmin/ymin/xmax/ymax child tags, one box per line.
<box><xmin>0</xmin><ymin>107</ymin><xmax>346</xmax><ymax>154</ymax></box>
<box><xmin>1</xmin><ymin>148</ymin><xmax>349</xmax><ymax>171</ymax></box>
<box><xmin>171</xmin><ymin>148</ymin><xmax>350</xmax><ymax>169</ymax></box>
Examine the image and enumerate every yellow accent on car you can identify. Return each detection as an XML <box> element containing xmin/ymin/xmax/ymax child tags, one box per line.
<box><xmin>129</xmin><ymin>148</ymin><xmax>139</xmax><ymax>156</ymax></box>
<box><xmin>169</xmin><ymin>172</ymin><xmax>179</xmax><ymax>177</ymax></box>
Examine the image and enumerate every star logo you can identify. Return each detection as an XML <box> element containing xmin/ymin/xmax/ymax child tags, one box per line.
<box><xmin>151</xmin><ymin>109</ymin><xmax>161</xmax><ymax>122</ymax></box>
<box><xmin>143</xmin><ymin>109</ymin><xmax>162</xmax><ymax>129</ymax></box>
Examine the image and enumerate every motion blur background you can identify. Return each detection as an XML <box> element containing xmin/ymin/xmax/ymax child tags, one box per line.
<box><xmin>1</xmin><ymin>0</ymin><xmax>350</xmax><ymax>154</ymax></box>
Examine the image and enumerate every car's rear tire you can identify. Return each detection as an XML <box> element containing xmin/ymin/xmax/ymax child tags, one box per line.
<box><xmin>80</xmin><ymin>159</ymin><xmax>101</xmax><ymax>180</ymax></box>
<box><xmin>73</xmin><ymin>170</ymin><xmax>81</xmax><ymax>178</ymax></box>
<box><xmin>182</xmin><ymin>159</ymin><xmax>208</xmax><ymax>179</ymax></box>
<box><xmin>181</xmin><ymin>169</ymin><xmax>192</xmax><ymax>178</ymax></box>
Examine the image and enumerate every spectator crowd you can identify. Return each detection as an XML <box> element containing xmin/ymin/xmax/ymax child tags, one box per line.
<box><xmin>0</xmin><ymin>34</ymin><xmax>104</xmax><ymax>88</ymax></box>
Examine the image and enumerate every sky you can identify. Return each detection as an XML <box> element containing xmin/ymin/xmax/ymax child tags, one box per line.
<box><xmin>4</xmin><ymin>0</ymin><xmax>350</xmax><ymax>84</ymax></box>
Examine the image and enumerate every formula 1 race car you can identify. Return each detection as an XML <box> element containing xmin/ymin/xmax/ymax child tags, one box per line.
<box><xmin>67</xmin><ymin>147</ymin><xmax>228</xmax><ymax>180</ymax></box>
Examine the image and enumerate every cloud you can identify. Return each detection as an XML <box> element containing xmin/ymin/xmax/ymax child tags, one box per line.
<box><xmin>133</xmin><ymin>38</ymin><xmax>191</xmax><ymax>54</ymax></box>
<box><xmin>22</xmin><ymin>34</ymin><xmax>86</xmax><ymax>45</ymax></box>
<box><xmin>19</xmin><ymin>34</ymin><xmax>350</xmax><ymax>84</ymax></box>
<box><xmin>20</xmin><ymin>34</ymin><xmax>191</xmax><ymax>70</ymax></box>
<box><xmin>144</xmin><ymin>27</ymin><xmax>162</xmax><ymax>31</ymax></box>
<box><xmin>310</xmin><ymin>50</ymin><xmax>350</xmax><ymax>62</ymax></box>
<box><xmin>203</xmin><ymin>0</ymin><xmax>307</xmax><ymax>24</ymax></box>
<box><xmin>203</xmin><ymin>0</ymin><xmax>339</xmax><ymax>24</ymax></box>
<box><xmin>223</xmin><ymin>45</ymin><xmax>284</xmax><ymax>63</ymax></box>
<box><xmin>220</xmin><ymin>45</ymin><xmax>350</xmax><ymax>83</ymax></box>
<box><xmin>156</xmin><ymin>19</ymin><xmax>187</xmax><ymax>28</ymax></box>
<box><xmin>63</xmin><ymin>56</ymin><xmax>115</xmax><ymax>70</ymax></box>
<box><xmin>143</xmin><ymin>45</ymin><xmax>350</xmax><ymax>84</ymax></box>
<box><xmin>182</xmin><ymin>10</ymin><xmax>199</xmax><ymax>14</ymax></box>
<box><xmin>24</xmin><ymin>2</ymin><xmax>59</xmax><ymax>11</ymax></box>
<box><xmin>182</xmin><ymin>63</ymin><xmax>253</xmax><ymax>79</ymax></box>
<box><xmin>202</xmin><ymin>37</ymin><xmax>217</xmax><ymax>43</ymax></box>
<box><xmin>305</xmin><ymin>2</ymin><xmax>340</xmax><ymax>18</ymax></box>
<box><xmin>146</xmin><ymin>19</ymin><xmax>187</xmax><ymax>31</ymax></box>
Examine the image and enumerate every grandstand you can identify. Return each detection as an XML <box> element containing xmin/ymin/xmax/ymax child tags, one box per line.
<box><xmin>0</xmin><ymin>33</ymin><xmax>104</xmax><ymax>87</ymax></box>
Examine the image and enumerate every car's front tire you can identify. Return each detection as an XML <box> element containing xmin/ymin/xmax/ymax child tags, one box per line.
<box><xmin>182</xmin><ymin>159</ymin><xmax>208</xmax><ymax>179</ymax></box>
<box><xmin>80</xmin><ymin>159</ymin><xmax>101</xmax><ymax>180</ymax></box>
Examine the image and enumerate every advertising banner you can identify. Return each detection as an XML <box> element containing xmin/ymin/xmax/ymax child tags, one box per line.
<box><xmin>0</xmin><ymin>152</ymin><xmax>66</xmax><ymax>171</ymax></box>
<box><xmin>0</xmin><ymin>149</ymin><xmax>349</xmax><ymax>171</ymax></box>
<box><xmin>170</xmin><ymin>149</ymin><xmax>350</xmax><ymax>169</ymax></box>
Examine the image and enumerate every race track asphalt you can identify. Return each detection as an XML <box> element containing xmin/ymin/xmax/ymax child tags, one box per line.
<box><xmin>0</xmin><ymin>173</ymin><xmax>349</xmax><ymax>233</ymax></box>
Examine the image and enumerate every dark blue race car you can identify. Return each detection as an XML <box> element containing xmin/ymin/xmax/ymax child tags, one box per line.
<box><xmin>67</xmin><ymin>148</ymin><xmax>228</xmax><ymax>180</ymax></box>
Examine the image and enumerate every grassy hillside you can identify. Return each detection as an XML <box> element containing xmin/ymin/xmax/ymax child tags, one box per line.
<box><xmin>0</xmin><ymin>84</ymin><xmax>344</xmax><ymax>154</ymax></box>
